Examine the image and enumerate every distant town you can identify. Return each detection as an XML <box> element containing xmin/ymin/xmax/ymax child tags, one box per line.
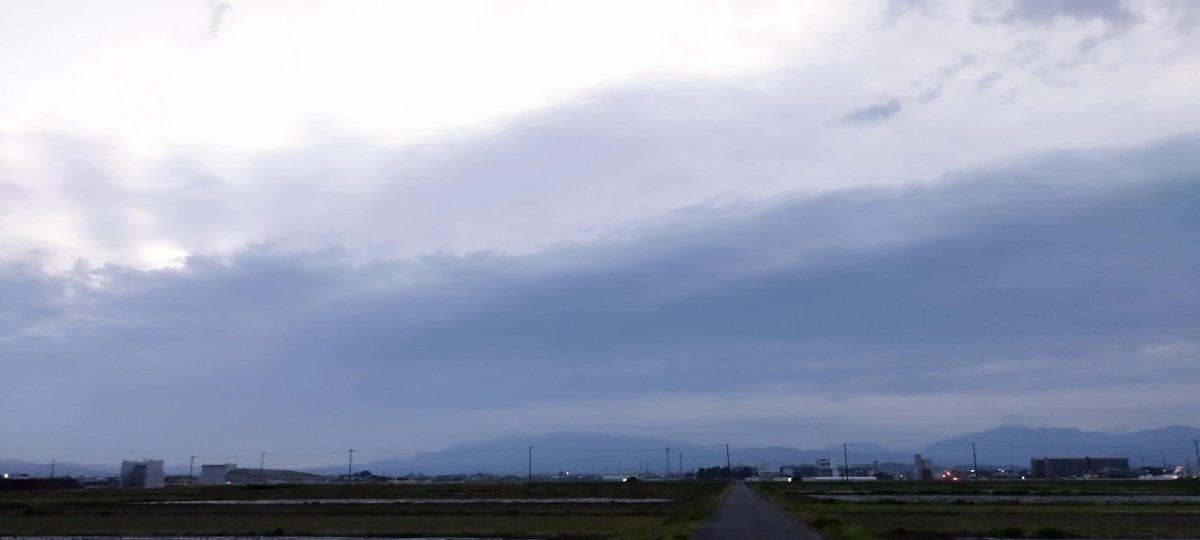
<box><xmin>6</xmin><ymin>426</ymin><xmax>1200</xmax><ymax>491</ymax></box>
<box><xmin>2</xmin><ymin>453</ymin><xmax>1193</xmax><ymax>492</ymax></box>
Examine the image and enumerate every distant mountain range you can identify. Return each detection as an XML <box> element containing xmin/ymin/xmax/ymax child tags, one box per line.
<box><xmin>305</xmin><ymin>432</ymin><xmax>705</xmax><ymax>477</ymax></box>
<box><xmin>340</xmin><ymin>426</ymin><xmax>1200</xmax><ymax>475</ymax></box>
<box><xmin>0</xmin><ymin>460</ymin><xmax>115</xmax><ymax>478</ymax></box>
<box><xmin>324</xmin><ymin>426</ymin><xmax>1200</xmax><ymax>476</ymax></box>
<box><xmin>5</xmin><ymin>425</ymin><xmax>1198</xmax><ymax>478</ymax></box>
<box><xmin>919</xmin><ymin>425</ymin><xmax>1200</xmax><ymax>470</ymax></box>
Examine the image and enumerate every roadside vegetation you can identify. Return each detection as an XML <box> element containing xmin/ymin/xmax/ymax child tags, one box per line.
<box><xmin>0</xmin><ymin>480</ymin><xmax>729</xmax><ymax>540</ymax></box>
<box><xmin>751</xmin><ymin>479</ymin><xmax>1200</xmax><ymax>540</ymax></box>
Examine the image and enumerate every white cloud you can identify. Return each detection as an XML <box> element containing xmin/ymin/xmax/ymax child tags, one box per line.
<box><xmin>1</xmin><ymin>1</ymin><xmax>1195</xmax><ymax>270</ymax></box>
<box><xmin>0</xmin><ymin>1</ymin><xmax>838</xmax><ymax>152</ymax></box>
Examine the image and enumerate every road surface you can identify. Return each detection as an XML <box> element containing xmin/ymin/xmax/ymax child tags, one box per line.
<box><xmin>690</xmin><ymin>481</ymin><xmax>823</xmax><ymax>540</ymax></box>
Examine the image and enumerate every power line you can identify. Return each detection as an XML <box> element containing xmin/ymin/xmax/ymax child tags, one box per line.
<box><xmin>962</xmin><ymin>440</ymin><xmax>1199</xmax><ymax>450</ymax></box>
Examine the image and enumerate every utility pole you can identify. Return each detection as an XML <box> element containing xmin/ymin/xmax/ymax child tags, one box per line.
<box><xmin>725</xmin><ymin>444</ymin><xmax>731</xmax><ymax>475</ymax></box>
<box><xmin>50</xmin><ymin>459</ymin><xmax>55</xmax><ymax>479</ymax></box>
<box><xmin>527</xmin><ymin>446</ymin><xmax>532</xmax><ymax>482</ymax></box>
<box><xmin>348</xmin><ymin>449</ymin><xmax>355</xmax><ymax>480</ymax></box>
<box><xmin>1193</xmin><ymin>440</ymin><xmax>1199</xmax><ymax>478</ymax></box>
<box><xmin>189</xmin><ymin>456</ymin><xmax>195</xmax><ymax>485</ymax></box>
<box><xmin>260</xmin><ymin>452</ymin><xmax>266</xmax><ymax>480</ymax></box>
<box><xmin>843</xmin><ymin>444</ymin><xmax>850</xmax><ymax>482</ymax></box>
<box><xmin>679</xmin><ymin>452</ymin><xmax>683</xmax><ymax>477</ymax></box>
<box><xmin>665</xmin><ymin>448</ymin><xmax>670</xmax><ymax>478</ymax></box>
<box><xmin>972</xmin><ymin>443</ymin><xmax>979</xmax><ymax>480</ymax></box>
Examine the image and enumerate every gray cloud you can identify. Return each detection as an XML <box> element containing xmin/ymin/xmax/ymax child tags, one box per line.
<box><xmin>208</xmin><ymin>1</ymin><xmax>230</xmax><ymax>39</ymax></box>
<box><xmin>976</xmin><ymin>71</ymin><xmax>1002</xmax><ymax>91</ymax></box>
<box><xmin>3</xmin><ymin>133</ymin><xmax>1197</xmax><ymax>461</ymax></box>
<box><xmin>840</xmin><ymin>99</ymin><xmax>902</xmax><ymax>124</ymax></box>
<box><xmin>884</xmin><ymin>0</ymin><xmax>932</xmax><ymax>22</ymax></box>
<box><xmin>997</xmin><ymin>0</ymin><xmax>1140</xmax><ymax>29</ymax></box>
<box><xmin>989</xmin><ymin>0</ymin><xmax>1143</xmax><ymax>52</ymax></box>
<box><xmin>1166</xmin><ymin>0</ymin><xmax>1200</xmax><ymax>35</ymax></box>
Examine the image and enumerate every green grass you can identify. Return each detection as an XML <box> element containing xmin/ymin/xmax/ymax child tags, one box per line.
<box><xmin>752</xmin><ymin>479</ymin><xmax>1200</xmax><ymax>539</ymax></box>
<box><xmin>0</xmin><ymin>480</ymin><xmax>729</xmax><ymax>540</ymax></box>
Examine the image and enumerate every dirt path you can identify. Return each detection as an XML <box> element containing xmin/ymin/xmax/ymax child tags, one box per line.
<box><xmin>690</xmin><ymin>481</ymin><xmax>823</xmax><ymax>540</ymax></box>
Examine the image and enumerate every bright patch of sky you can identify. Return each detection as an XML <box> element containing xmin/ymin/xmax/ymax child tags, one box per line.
<box><xmin>2</xmin><ymin>0</ymin><xmax>1196</xmax><ymax>270</ymax></box>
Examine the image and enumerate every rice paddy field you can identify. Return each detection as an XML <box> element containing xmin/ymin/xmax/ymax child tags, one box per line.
<box><xmin>5</xmin><ymin>479</ymin><xmax>1200</xmax><ymax>539</ymax></box>
<box><xmin>0</xmin><ymin>481</ymin><xmax>728</xmax><ymax>540</ymax></box>
<box><xmin>751</xmin><ymin>479</ymin><xmax>1200</xmax><ymax>540</ymax></box>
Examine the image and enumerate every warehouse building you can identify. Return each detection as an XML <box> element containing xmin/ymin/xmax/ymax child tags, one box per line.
<box><xmin>198</xmin><ymin>463</ymin><xmax>237</xmax><ymax>485</ymax></box>
<box><xmin>1030</xmin><ymin>457</ymin><xmax>1129</xmax><ymax>479</ymax></box>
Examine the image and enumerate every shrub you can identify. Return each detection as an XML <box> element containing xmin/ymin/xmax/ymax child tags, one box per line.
<box><xmin>1035</xmin><ymin>527</ymin><xmax>1070</xmax><ymax>539</ymax></box>
<box><xmin>812</xmin><ymin>516</ymin><xmax>844</xmax><ymax>529</ymax></box>
<box><xmin>986</xmin><ymin>526</ymin><xmax>1025</xmax><ymax>538</ymax></box>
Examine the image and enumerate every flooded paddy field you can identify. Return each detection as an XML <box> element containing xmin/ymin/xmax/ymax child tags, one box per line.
<box><xmin>801</xmin><ymin>491</ymin><xmax>1200</xmax><ymax>504</ymax></box>
<box><xmin>0</xmin><ymin>481</ymin><xmax>727</xmax><ymax>540</ymax></box>
<box><xmin>140</xmin><ymin>497</ymin><xmax>671</xmax><ymax>505</ymax></box>
<box><xmin>753</xmin><ymin>480</ymin><xmax>1200</xmax><ymax>540</ymax></box>
<box><xmin>2</xmin><ymin>537</ymin><xmax>521</xmax><ymax>540</ymax></box>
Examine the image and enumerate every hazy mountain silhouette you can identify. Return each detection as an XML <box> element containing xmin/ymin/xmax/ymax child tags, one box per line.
<box><xmin>0</xmin><ymin>460</ymin><xmax>115</xmax><ymax>477</ymax></box>
<box><xmin>330</xmin><ymin>432</ymin><xmax>705</xmax><ymax>477</ymax></box>
<box><xmin>917</xmin><ymin>425</ymin><xmax>1200</xmax><ymax>469</ymax></box>
<box><xmin>339</xmin><ymin>426</ymin><xmax>1198</xmax><ymax>476</ymax></box>
<box><xmin>6</xmin><ymin>426</ymin><xmax>1198</xmax><ymax>478</ymax></box>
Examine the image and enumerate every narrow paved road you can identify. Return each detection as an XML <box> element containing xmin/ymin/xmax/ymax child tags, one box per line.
<box><xmin>690</xmin><ymin>481</ymin><xmax>823</xmax><ymax>540</ymax></box>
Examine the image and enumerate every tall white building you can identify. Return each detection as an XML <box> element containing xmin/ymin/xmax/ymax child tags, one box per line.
<box><xmin>120</xmin><ymin>459</ymin><xmax>165</xmax><ymax>488</ymax></box>
<box><xmin>914</xmin><ymin>454</ymin><xmax>934</xmax><ymax>479</ymax></box>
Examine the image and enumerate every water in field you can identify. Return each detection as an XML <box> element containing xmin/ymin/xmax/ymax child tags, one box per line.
<box><xmin>3</xmin><ymin>537</ymin><xmax>533</xmax><ymax>540</ymax></box>
<box><xmin>801</xmin><ymin>492</ymin><xmax>1200</xmax><ymax>504</ymax></box>
<box><xmin>138</xmin><ymin>497</ymin><xmax>670</xmax><ymax>505</ymax></box>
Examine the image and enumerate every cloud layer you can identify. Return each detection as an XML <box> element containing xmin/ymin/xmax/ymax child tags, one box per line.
<box><xmin>3</xmin><ymin>1</ymin><xmax>1199</xmax><ymax>270</ymax></box>
<box><xmin>2</xmin><ymin>1</ymin><xmax>1199</xmax><ymax>466</ymax></box>
<box><xmin>3</xmin><ymin>133</ymin><xmax>1197</xmax><ymax>464</ymax></box>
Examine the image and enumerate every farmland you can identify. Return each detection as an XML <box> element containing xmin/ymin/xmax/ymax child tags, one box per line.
<box><xmin>751</xmin><ymin>479</ymin><xmax>1200</xmax><ymax>540</ymax></box>
<box><xmin>6</xmin><ymin>479</ymin><xmax>1200</xmax><ymax>539</ymax></box>
<box><xmin>0</xmin><ymin>481</ymin><xmax>728</xmax><ymax>540</ymax></box>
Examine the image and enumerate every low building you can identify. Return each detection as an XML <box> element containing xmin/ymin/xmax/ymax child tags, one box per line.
<box><xmin>781</xmin><ymin>458</ymin><xmax>836</xmax><ymax>479</ymax></box>
<box><xmin>198</xmin><ymin>463</ymin><xmax>237</xmax><ymax>485</ymax></box>
<box><xmin>1030</xmin><ymin>457</ymin><xmax>1130</xmax><ymax>479</ymax></box>
<box><xmin>120</xmin><ymin>459</ymin><xmax>165</xmax><ymax>488</ymax></box>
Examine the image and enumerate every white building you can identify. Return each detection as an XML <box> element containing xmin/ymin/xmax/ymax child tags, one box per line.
<box><xmin>120</xmin><ymin>459</ymin><xmax>165</xmax><ymax>488</ymax></box>
<box><xmin>199</xmin><ymin>463</ymin><xmax>237</xmax><ymax>485</ymax></box>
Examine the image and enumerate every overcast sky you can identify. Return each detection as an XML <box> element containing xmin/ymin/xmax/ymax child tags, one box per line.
<box><xmin>2</xmin><ymin>0</ymin><xmax>1198</xmax><ymax>469</ymax></box>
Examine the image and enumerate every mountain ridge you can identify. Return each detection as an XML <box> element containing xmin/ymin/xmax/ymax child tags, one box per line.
<box><xmin>4</xmin><ymin>425</ymin><xmax>1197</xmax><ymax>477</ymax></box>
